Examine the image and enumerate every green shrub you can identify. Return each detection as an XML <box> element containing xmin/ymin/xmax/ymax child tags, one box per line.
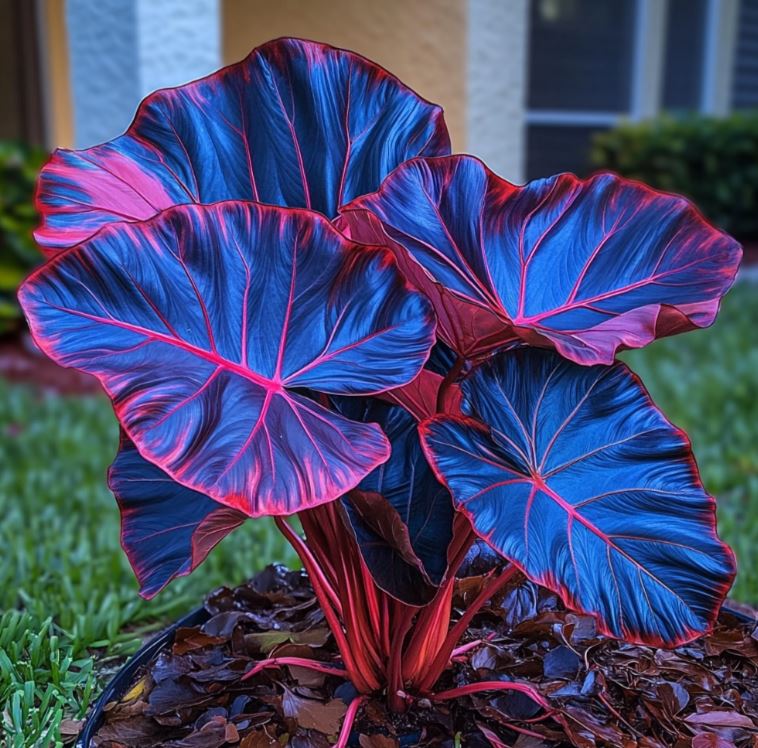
<box><xmin>591</xmin><ymin>112</ymin><xmax>758</xmax><ymax>242</ymax></box>
<box><xmin>0</xmin><ymin>141</ymin><xmax>47</xmax><ymax>334</ymax></box>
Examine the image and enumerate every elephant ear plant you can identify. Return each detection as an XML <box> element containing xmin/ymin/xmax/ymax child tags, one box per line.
<box><xmin>19</xmin><ymin>38</ymin><xmax>742</xmax><ymax>742</ymax></box>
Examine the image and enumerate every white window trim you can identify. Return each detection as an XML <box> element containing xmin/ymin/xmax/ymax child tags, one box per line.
<box><xmin>525</xmin><ymin>111</ymin><xmax>621</xmax><ymax>126</ymax></box>
<box><xmin>701</xmin><ymin>0</ymin><xmax>739</xmax><ymax>114</ymax></box>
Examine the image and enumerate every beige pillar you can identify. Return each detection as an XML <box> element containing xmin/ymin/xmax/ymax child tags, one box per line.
<box><xmin>222</xmin><ymin>0</ymin><xmax>468</xmax><ymax>152</ymax></box>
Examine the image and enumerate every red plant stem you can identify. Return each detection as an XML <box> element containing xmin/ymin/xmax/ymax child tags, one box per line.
<box><xmin>387</xmin><ymin>603</ymin><xmax>415</xmax><ymax>713</ymax></box>
<box><xmin>242</xmin><ymin>656</ymin><xmax>349</xmax><ymax>681</ymax></box>
<box><xmin>450</xmin><ymin>638</ymin><xmax>483</xmax><ymax>659</ymax></box>
<box><xmin>401</xmin><ymin>514</ymin><xmax>476</xmax><ymax>687</ymax></box>
<box><xmin>334</xmin><ymin>540</ymin><xmax>384</xmax><ymax>675</ymax></box>
<box><xmin>417</xmin><ymin>564</ymin><xmax>519</xmax><ymax>693</ymax></box>
<box><xmin>360</xmin><ymin>557</ymin><xmax>382</xmax><ymax>635</ymax></box>
<box><xmin>274</xmin><ymin>516</ymin><xmax>375</xmax><ymax>692</ymax></box>
<box><xmin>447</xmin><ymin>513</ymin><xmax>478</xmax><ymax>573</ymax></box>
<box><xmin>379</xmin><ymin>593</ymin><xmax>391</xmax><ymax>655</ymax></box>
<box><xmin>321</xmin><ymin>503</ymin><xmax>386</xmax><ymax>677</ymax></box>
<box><xmin>437</xmin><ymin>354</ymin><xmax>465</xmax><ymax>412</ymax></box>
<box><xmin>335</xmin><ymin>695</ymin><xmax>368</xmax><ymax>748</ymax></box>
<box><xmin>432</xmin><ymin>680</ymin><xmax>551</xmax><ymax>712</ymax></box>
<box><xmin>401</xmin><ymin>579</ymin><xmax>454</xmax><ymax>685</ymax></box>
<box><xmin>443</xmin><ymin>565</ymin><xmax>519</xmax><ymax>653</ymax></box>
<box><xmin>299</xmin><ymin>510</ymin><xmax>341</xmax><ymax>587</ymax></box>
<box><xmin>275</xmin><ymin>516</ymin><xmax>342</xmax><ymax>615</ymax></box>
<box><xmin>299</xmin><ymin>506</ymin><xmax>384</xmax><ymax>690</ymax></box>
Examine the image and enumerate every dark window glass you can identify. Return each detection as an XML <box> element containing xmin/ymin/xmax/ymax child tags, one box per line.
<box><xmin>528</xmin><ymin>0</ymin><xmax>636</xmax><ymax>112</ymax></box>
<box><xmin>526</xmin><ymin>125</ymin><xmax>608</xmax><ymax>180</ymax></box>
<box><xmin>662</xmin><ymin>0</ymin><xmax>707</xmax><ymax>111</ymax></box>
<box><xmin>0</xmin><ymin>0</ymin><xmax>44</xmax><ymax>144</ymax></box>
<box><xmin>733</xmin><ymin>0</ymin><xmax>758</xmax><ymax>109</ymax></box>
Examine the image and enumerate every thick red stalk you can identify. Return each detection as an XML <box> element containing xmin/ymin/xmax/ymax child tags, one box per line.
<box><xmin>417</xmin><ymin>564</ymin><xmax>519</xmax><ymax>693</ymax></box>
<box><xmin>242</xmin><ymin>656</ymin><xmax>348</xmax><ymax>681</ymax></box>
<box><xmin>334</xmin><ymin>541</ymin><xmax>385</xmax><ymax>674</ymax></box>
<box><xmin>401</xmin><ymin>578</ymin><xmax>454</xmax><ymax>685</ymax></box>
<box><xmin>335</xmin><ymin>696</ymin><xmax>367</xmax><ymax>748</ymax></box>
<box><xmin>318</xmin><ymin>505</ymin><xmax>386</xmax><ymax>674</ymax></box>
<box><xmin>403</xmin><ymin>514</ymin><xmax>476</xmax><ymax>684</ymax></box>
<box><xmin>272</xmin><ymin>349</ymin><xmax>522</xmax><ymax>710</ymax></box>
<box><xmin>274</xmin><ymin>516</ymin><xmax>376</xmax><ymax>692</ymax></box>
<box><xmin>432</xmin><ymin>680</ymin><xmax>551</xmax><ymax>711</ymax></box>
<box><xmin>274</xmin><ymin>516</ymin><xmax>342</xmax><ymax>615</ymax></box>
<box><xmin>279</xmin><ymin>495</ymin><xmax>524</xmax><ymax>714</ymax></box>
<box><xmin>298</xmin><ymin>507</ymin><xmax>384</xmax><ymax>690</ymax></box>
<box><xmin>386</xmin><ymin>601</ymin><xmax>415</xmax><ymax>713</ymax></box>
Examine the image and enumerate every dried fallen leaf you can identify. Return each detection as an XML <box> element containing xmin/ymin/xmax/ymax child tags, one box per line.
<box><xmin>685</xmin><ymin>711</ymin><xmax>756</xmax><ymax>729</ymax></box>
<box><xmin>163</xmin><ymin>715</ymin><xmax>230</xmax><ymax>747</ymax></box>
<box><xmin>543</xmin><ymin>645</ymin><xmax>582</xmax><ymax>680</ymax></box>
<box><xmin>59</xmin><ymin>719</ymin><xmax>84</xmax><ymax>736</ymax></box>
<box><xmin>657</xmin><ymin>681</ymin><xmax>690</xmax><ymax>715</ymax></box>
<box><xmin>691</xmin><ymin>734</ymin><xmax>738</xmax><ymax>748</ymax></box>
<box><xmin>239</xmin><ymin>729</ymin><xmax>280</xmax><ymax>748</ymax></box>
<box><xmin>92</xmin><ymin>715</ymin><xmax>172</xmax><ymax>746</ymax></box>
<box><xmin>173</xmin><ymin>628</ymin><xmax>227</xmax><ymax>655</ymax></box>
<box><xmin>122</xmin><ymin>675</ymin><xmax>147</xmax><ymax>702</ymax></box>
<box><xmin>281</xmin><ymin>688</ymin><xmax>347</xmax><ymax>735</ymax></box>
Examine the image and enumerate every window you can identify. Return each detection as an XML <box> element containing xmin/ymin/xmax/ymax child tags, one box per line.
<box><xmin>0</xmin><ymin>0</ymin><xmax>45</xmax><ymax>144</ymax></box>
<box><xmin>526</xmin><ymin>125</ymin><xmax>602</xmax><ymax>179</ymax></box>
<box><xmin>528</xmin><ymin>0</ymin><xmax>636</xmax><ymax>112</ymax></box>
<box><xmin>525</xmin><ymin>0</ymin><xmax>636</xmax><ymax>179</ymax></box>
<box><xmin>662</xmin><ymin>0</ymin><xmax>707</xmax><ymax>111</ymax></box>
<box><xmin>733</xmin><ymin>0</ymin><xmax>758</xmax><ymax>110</ymax></box>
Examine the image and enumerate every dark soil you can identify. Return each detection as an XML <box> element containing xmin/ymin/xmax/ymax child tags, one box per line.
<box><xmin>91</xmin><ymin>563</ymin><xmax>758</xmax><ymax>748</ymax></box>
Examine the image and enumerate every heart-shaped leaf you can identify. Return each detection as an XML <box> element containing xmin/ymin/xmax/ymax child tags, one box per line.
<box><xmin>20</xmin><ymin>201</ymin><xmax>436</xmax><ymax>516</ymax></box>
<box><xmin>335</xmin><ymin>398</ymin><xmax>454</xmax><ymax>604</ymax></box>
<box><xmin>110</xmin><ymin>433</ymin><xmax>245</xmax><ymax>598</ymax></box>
<box><xmin>341</xmin><ymin>156</ymin><xmax>741</xmax><ymax>364</ymax></box>
<box><xmin>35</xmin><ymin>37</ymin><xmax>450</xmax><ymax>251</ymax></box>
<box><xmin>420</xmin><ymin>347</ymin><xmax>735</xmax><ymax>645</ymax></box>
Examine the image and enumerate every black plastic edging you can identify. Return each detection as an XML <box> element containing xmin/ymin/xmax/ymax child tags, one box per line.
<box><xmin>77</xmin><ymin>606</ymin><xmax>209</xmax><ymax>747</ymax></box>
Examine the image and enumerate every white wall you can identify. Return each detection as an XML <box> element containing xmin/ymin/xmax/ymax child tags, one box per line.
<box><xmin>65</xmin><ymin>0</ymin><xmax>220</xmax><ymax>148</ymax></box>
<box><xmin>467</xmin><ymin>0</ymin><xmax>528</xmax><ymax>183</ymax></box>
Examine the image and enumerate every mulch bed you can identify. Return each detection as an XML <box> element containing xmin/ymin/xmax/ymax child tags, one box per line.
<box><xmin>91</xmin><ymin>562</ymin><xmax>758</xmax><ymax>748</ymax></box>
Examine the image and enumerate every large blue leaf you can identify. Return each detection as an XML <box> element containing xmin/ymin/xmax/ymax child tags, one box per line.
<box><xmin>110</xmin><ymin>433</ymin><xmax>245</xmax><ymax>598</ymax></box>
<box><xmin>335</xmin><ymin>398</ymin><xmax>454</xmax><ymax>605</ymax></box>
<box><xmin>341</xmin><ymin>156</ymin><xmax>741</xmax><ymax>364</ymax></box>
<box><xmin>20</xmin><ymin>201</ymin><xmax>436</xmax><ymax>516</ymax></box>
<box><xmin>35</xmin><ymin>37</ymin><xmax>450</xmax><ymax>251</ymax></box>
<box><xmin>420</xmin><ymin>347</ymin><xmax>735</xmax><ymax>646</ymax></box>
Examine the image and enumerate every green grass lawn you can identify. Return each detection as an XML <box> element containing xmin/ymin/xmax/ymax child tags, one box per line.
<box><xmin>0</xmin><ymin>386</ymin><xmax>295</xmax><ymax>746</ymax></box>
<box><xmin>1</xmin><ymin>281</ymin><xmax>756</xmax><ymax>747</ymax></box>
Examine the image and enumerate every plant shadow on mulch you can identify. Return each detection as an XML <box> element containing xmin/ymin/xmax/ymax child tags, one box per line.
<box><xmin>92</xmin><ymin>554</ymin><xmax>758</xmax><ymax>748</ymax></box>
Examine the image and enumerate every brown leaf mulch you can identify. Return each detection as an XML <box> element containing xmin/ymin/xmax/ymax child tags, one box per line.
<box><xmin>92</xmin><ymin>564</ymin><xmax>758</xmax><ymax>747</ymax></box>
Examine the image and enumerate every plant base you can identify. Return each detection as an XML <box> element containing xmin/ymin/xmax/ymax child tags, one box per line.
<box><xmin>82</xmin><ymin>565</ymin><xmax>758</xmax><ymax>747</ymax></box>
